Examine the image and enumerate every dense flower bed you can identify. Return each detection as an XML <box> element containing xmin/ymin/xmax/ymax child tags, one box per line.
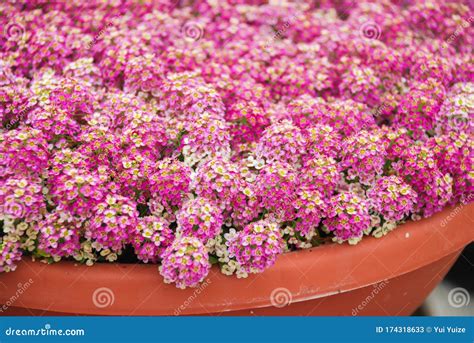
<box><xmin>0</xmin><ymin>0</ymin><xmax>473</xmax><ymax>289</ymax></box>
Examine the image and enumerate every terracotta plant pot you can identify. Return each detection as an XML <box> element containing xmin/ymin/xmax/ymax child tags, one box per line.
<box><xmin>1</xmin><ymin>203</ymin><xmax>473</xmax><ymax>316</ymax></box>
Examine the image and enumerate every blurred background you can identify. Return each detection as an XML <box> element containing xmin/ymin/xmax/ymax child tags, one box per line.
<box><xmin>417</xmin><ymin>243</ymin><xmax>473</xmax><ymax>316</ymax></box>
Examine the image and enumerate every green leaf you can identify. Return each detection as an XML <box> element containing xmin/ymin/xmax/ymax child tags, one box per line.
<box><xmin>209</xmin><ymin>255</ymin><xmax>219</xmax><ymax>265</ymax></box>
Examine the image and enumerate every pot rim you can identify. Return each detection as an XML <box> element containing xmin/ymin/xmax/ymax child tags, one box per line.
<box><xmin>0</xmin><ymin>203</ymin><xmax>473</xmax><ymax>315</ymax></box>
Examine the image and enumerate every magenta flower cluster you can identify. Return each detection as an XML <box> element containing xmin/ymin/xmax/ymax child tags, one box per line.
<box><xmin>132</xmin><ymin>215</ymin><xmax>174</xmax><ymax>264</ymax></box>
<box><xmin>176</xmin><ymin>197</ymin><xmax>224</xmax><ymax>244</ymax></box>
<box><xmin>323</xmin><ymin>192</ymin><xmax>372</xmax><ymax>242</ymax></box>
<box><xmin>367</xmin><ymin>176</ymin><xmax>418</xmax><ymax>222</ymax></box>
<box><xmin>160</xmin><ymin>236</ymin><xmax>211</xmax><ymax>289</ymax></box>
<box><xmin>0</xmin><ymin>0</ymin><xmax>473</xmax><ymax>288</ymax></box>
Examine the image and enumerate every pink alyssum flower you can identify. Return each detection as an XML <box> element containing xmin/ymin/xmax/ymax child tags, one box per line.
<box><xmin>159</xmin><ymin>236</ymin><xmax>211</xmax><ymax>289</ymax></box>
<box><xmin>227</xmin><ymin>219</ymin><xmax>284</xmax><ymax>274</ymax></box>
<box><xmin>0</xmin><ymin>239</ymin><xmax>22</xmax><ymax>273</ymax></box>
<box><xmin>323</xmin><ymin>192</ymin><xmax>371</xmax><ymax>242</ymax></box>
<box><xmin>132</xmin><ymin>216</ymin><xmax>174</xmax><ymax>264</ymax></box>
<box><xmin>176</xmin><ymin>198</ymin><xmax>224</xmax><ymax>244</ymax></box>
<box><xmin>367</xmin><ymin>176</ymin><xmax>417</xmax><ymax>222</ymax></box>
<box><xmin>85</xmin><ymin>194</ymin><xmax>138</xmax><ymax>254</ymax></box>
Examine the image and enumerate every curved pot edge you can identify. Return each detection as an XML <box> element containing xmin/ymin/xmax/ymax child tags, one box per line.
<box><xmin>0</xmin><ymin>202</ymin><xmax>473</xmax><ymax>315</ymax></box>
